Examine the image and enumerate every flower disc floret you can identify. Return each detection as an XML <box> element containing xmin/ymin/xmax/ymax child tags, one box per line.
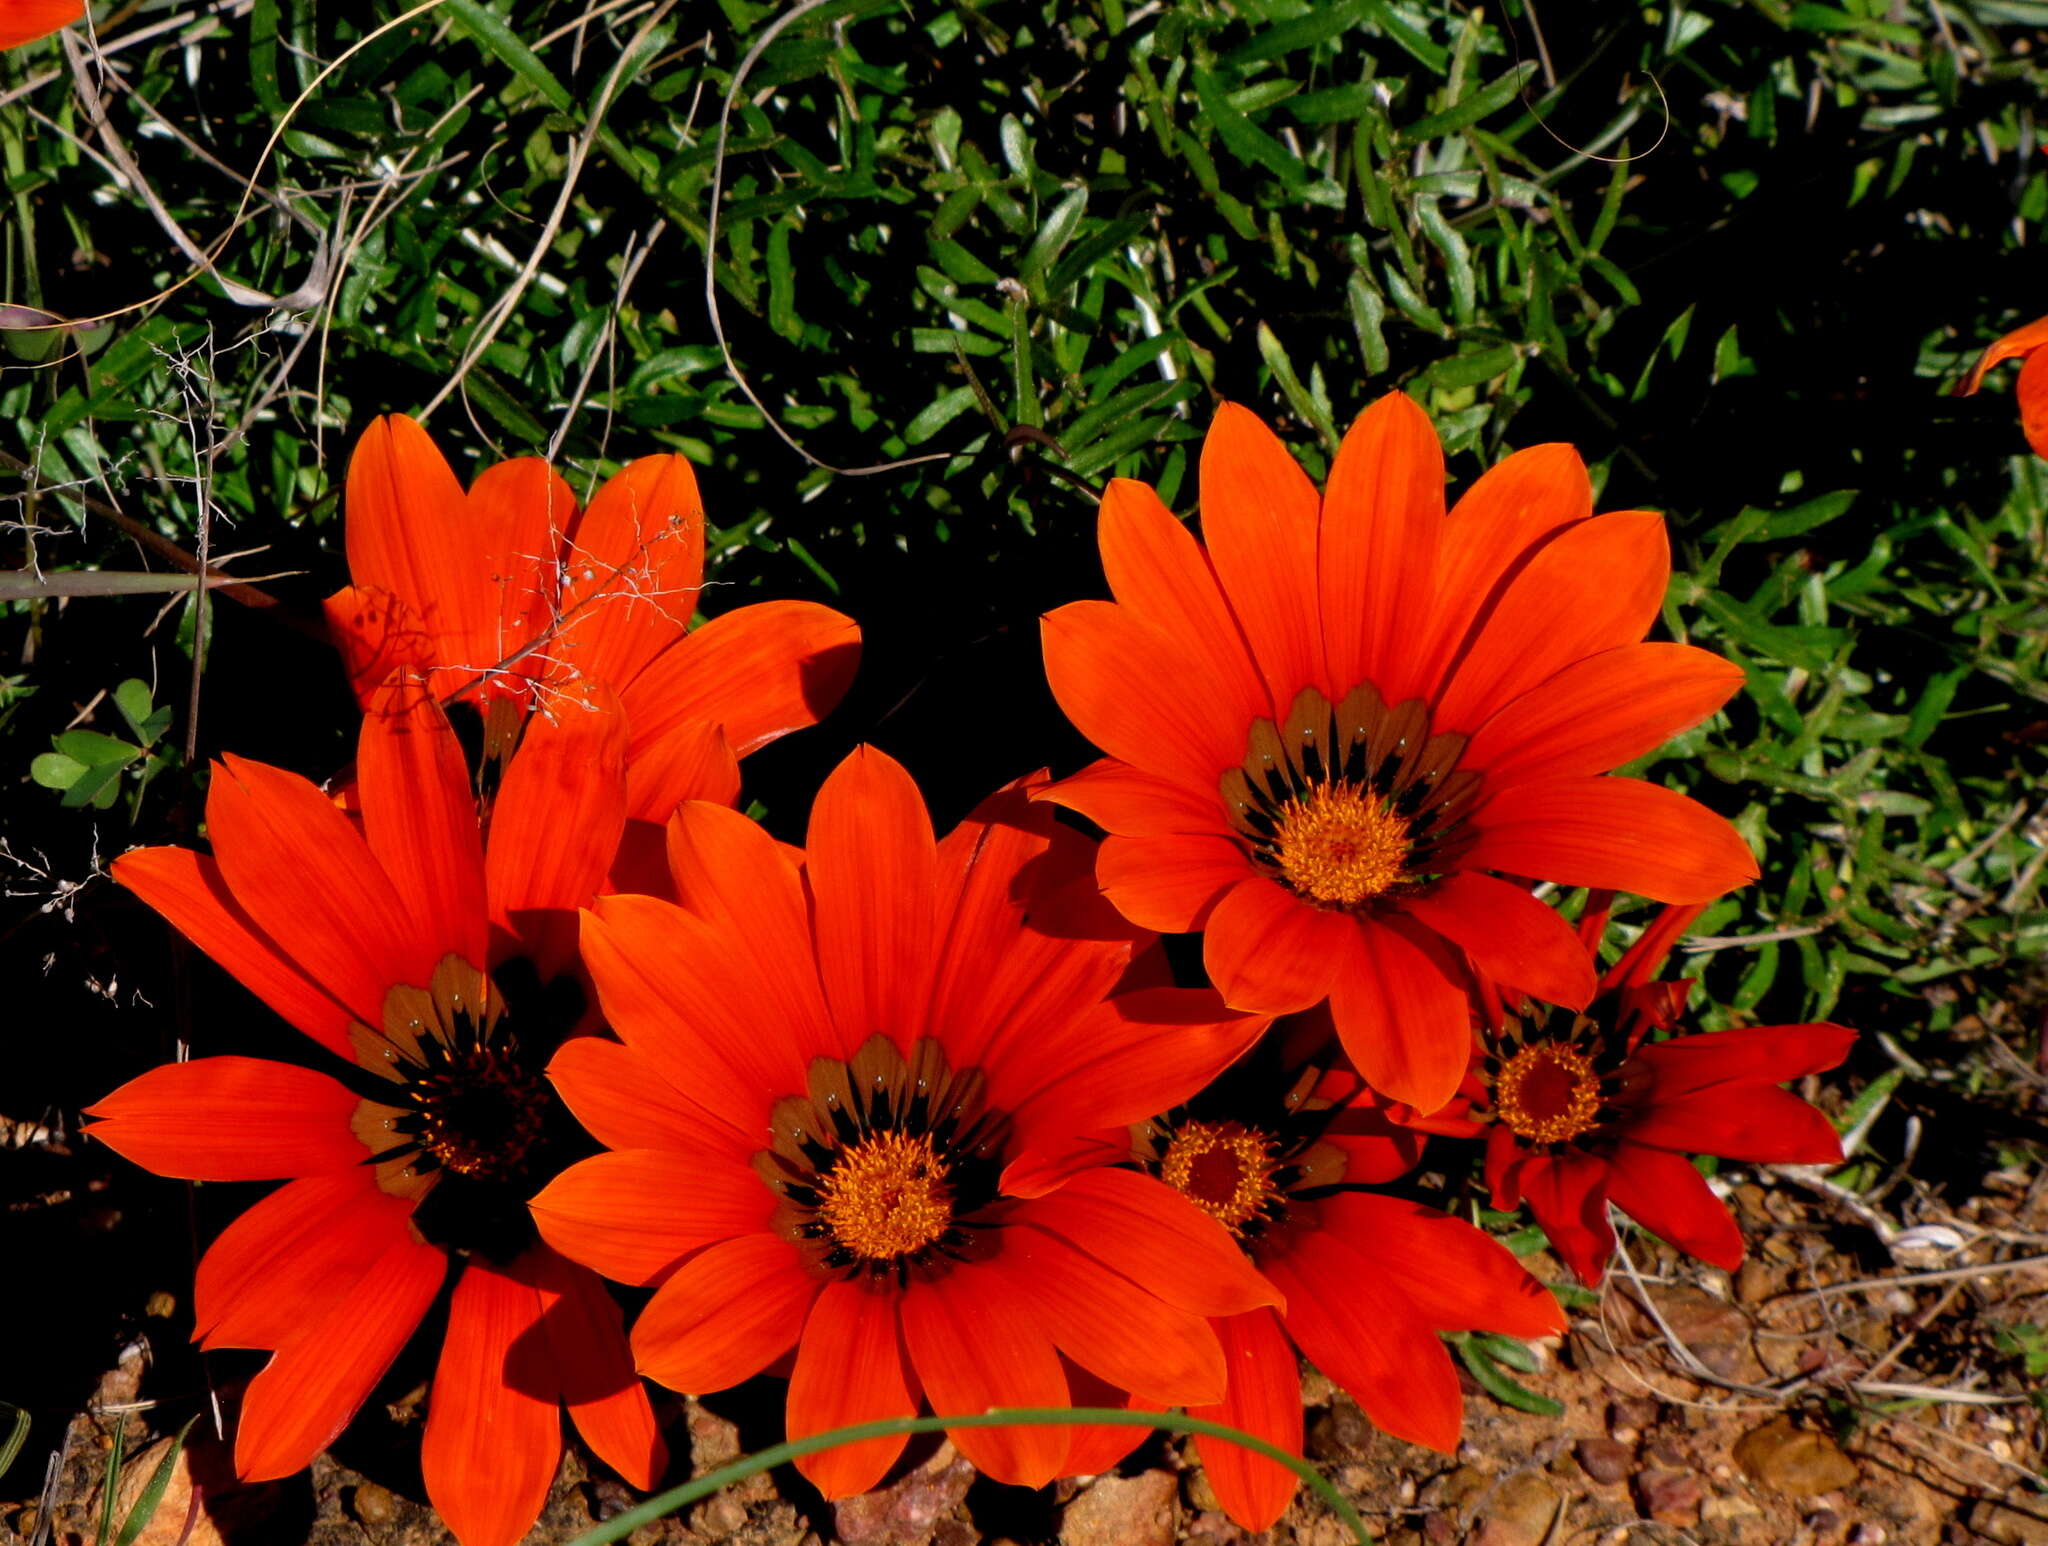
<box><xmin>1492</xmin><ymin>1042</ymin><xmax>1603</xmax><ymax>1145</ymax></box>
<box><xmin>1159</xmin><ymin>1119</ymin><xmax>1283</xmax><ymax>1236</ymax></box>
<box><xmin>817</xmin><ymin>1130</ymin><xmax>955</xmax><ymax>1261</ymax></box>
<box><xmin>1273</xmin><ymin>784</ymin><xmax>1411</xmax><ymax>905</ymax></box>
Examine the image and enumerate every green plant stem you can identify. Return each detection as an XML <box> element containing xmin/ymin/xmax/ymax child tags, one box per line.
<box><xmin>564</xmin><ymin>1408</ymin><xmax>1375</xmax><ymax>1546</ymax></box>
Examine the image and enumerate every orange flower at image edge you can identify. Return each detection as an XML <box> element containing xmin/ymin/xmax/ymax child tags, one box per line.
<box><xmin>1041</xmin><ymin>395</ymin><xmax>1758</xmax><ymax>1114</ymax></box>
<box><xmin>87</xmin><ymin>681</ymin><xmax>659</xmax><ymax>1546</ymax></box>
<box><xmin>1958</xmin><ymin>313</ymin><xmax>2048</xmax><ymax>458</ymax></box>
<box><xmin>325</xmin><ymin>414</ymin><xmax>859</xmax><ymax>822</ymax></box>
<box><xmin>0</xmin><ymin>0</ymin><xmax>84</xmax><ymax>49</ymax></box>
<box><xmin>532</xmin><ymin>746</ymin><xmax>1282</xmax><ymax>1499</ymax></box>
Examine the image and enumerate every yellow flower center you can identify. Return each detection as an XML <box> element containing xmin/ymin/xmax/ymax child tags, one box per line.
<box><xmin>1273</xmin><ymin>782</ymin><xmax>1411</xmax><ymax>906</ymax></box>
<box><xmin>817</xmin><ymin>1130</ymin><xmax>956</xmax><ymax>1261</ymax></box>
<box><xmin>1159</xmin><ymin>1120</ymin><xmax>1280</xmax><ymax>1236</ymax></box>
<box><xmin>1495</xmin><ymin>1043</ymin><xmax>1604</xmax><ymax>1144</ymax></box>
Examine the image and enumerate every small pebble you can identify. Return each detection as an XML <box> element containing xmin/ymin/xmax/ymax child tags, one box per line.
<box><xmin>350</xmin><ymin>1482</ymin><xmax>398</xmax><ymax>1529</ymax></box>
<box><xmin>1574</xmin><ymin>1438</ymin><xmax>1632</xmax><ymax>1485</ymax></box>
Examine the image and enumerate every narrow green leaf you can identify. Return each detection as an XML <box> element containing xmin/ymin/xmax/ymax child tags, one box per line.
<box><xmin>1402</xmin><ymin>61</ymin><xmax>1537</xmax><ymax>144</ymax></box>
<box><xmin>115</xmin><ymin>1421</ymin><xmax>197</xmax><ymax>1546</ymax></box>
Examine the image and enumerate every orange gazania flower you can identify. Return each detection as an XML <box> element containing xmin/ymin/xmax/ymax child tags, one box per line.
<box><xmin>1040</xmin><ymin>396</ymin><xmax>1757</xmax><ymax>1114</ymax></box>
<box><xmin>87</xmin><ymin>681</ymin><xmax>660</xmax><ymax>1546</ymax></box>
<box><xmin>532</xmin><ymin>747</ymin><xmax>1280</xmax><ymax>1498</ymax></box>
<box><xmin>1100</xmin><ymin>1037</ymin><xmax>1563</xmax><ymax>1530</ymax></box>
<box><xmin>1</xmin><ymin>0</ymin><xmax>84</xmax><ymax>49</ymax></box>
<box><xmin>1465</xmin><ymin>903</ymin><xmax>1853</xmax><ymax>1285</ymax></box>
<box><xmin>324</xmin><ymin>414</ymin><xmax>860</xmax><ymax>821</ymax></box>
<box><xmin>1958</xmin><ymin>313</ymin><xmax>2048</xmax><ymax>457</ymax></box>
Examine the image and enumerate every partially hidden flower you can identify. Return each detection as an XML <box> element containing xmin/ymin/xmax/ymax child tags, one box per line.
<box><xmin>324</xmin><ymin>414</ymin><xmax>860</xmax><ymax>822</ymax></box>
<box><xmin>1958</xmin><ymin>313</ymin><xmax>2048</xmax><ymax>457</ymax></box>
<box><xmin>88</xmin><ymin>678</ymin><xmax>661</xmax><ymax>1546</ymax></box>
<box><xmin>1055</xmin><ymin>1031</ymin><xmax>1564</xmax><ymax>1531</ymax></box>
<box><xmin>1</xmin><ymin>0</ymin><xmax>85</xmax><ymax>50</ymax></box>
<box><xmin>1466</xmin><ymin>902</ymin><xmax>1854</xmax><ymax>1284</ymax></box>
<box><xmin>1039</xmin><ymin>395</ymin><xmax>1757</xmax><ymax>1115</ymax></box>
<box><xmin>531</xmin><ymin>746</ymin><xmax>1280</xmax><ymax>1498</ymax></box>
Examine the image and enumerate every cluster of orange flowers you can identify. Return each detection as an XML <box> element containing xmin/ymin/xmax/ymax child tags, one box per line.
<box><xmin>82</xmin><ymin>394</ymin><xmax>1874</xmax><ymax>1542</ymax></box>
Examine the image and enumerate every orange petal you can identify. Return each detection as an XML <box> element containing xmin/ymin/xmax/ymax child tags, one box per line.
<box><xmin>626</xmin><ymin>717</ymin><xmax>741</xmax><ymax>822</ymax></box>
<box><xmin>992</xmin><ymin>1224</ymin><xmax>1226</xmax><ymax>1407</ymax></box>
<box><xmin>528</xmin><ymin>1247</ymin><xmax>667</xmax><ymax>1489</ymax></box>
<box><xmin>1410</xmin><ymin>442</ymin><xmax>1591</xmax><ymax>695</ymax></box>
<box><xmin>1515</xmin><ymin>1147</ymin><xmax>1615</xmax><ymax>1286</ymax></box>
<box><xmin>580</xmin><ymin>894</ymin><xmax>818</xmax><ymax>1136</ymax></box>
<box><xmin>1042</xmin><ymin>601</ymin><xmax>1249</xmax><ymax>795</ymax></box>
<box><xmin>323</xmin><ymin>585</ymin><xmax>435</xmax><ymax>711</ymax></box>
<box><xmin>1602</xmin><ymin>1142</ymin><xmax>1745</xmax><ymax>1271</ymax></box>
<box><xmin>1188</xmin><ymin>1309</ymin><xmax>1303</xmax><ymax>1533</ymax></box>
<box><xmin>234</xmin><ymin>1228</ymin><xmax>445</xmax><ymax>1481</ymax></box>
<box><xmin>1464</xmin><ymin>642</ymin><xmax>1745</xmax><ymax>786</ymax></box>
<box><xmin>661</xmin><ymin>803</ymin><xmax>833</xmax><ymax>1055</ymax></box>
<box><xmin>1013</xmin><ymin>1168</ymin><xmax>1279</xmax><ymax>1318</ymax></box>
<box><xmin>0</xmin><ymin>0</ymin><xmax>84</xmax><ymax>48</ymax></box>
<box><xmin>1197</xmin><ymin>403</ymin><xmax>1325</xmax><ymax>704</ymax></box>
<box><xmin>1960</xmin><ymin>312</ymin><xmax>2048</xmax><ymax>395</ymax></box>
<box><xmin>1401</xmin><ymin>872</ymin><xmax>1596</xmax><ymax>1010</ymax></box>
<box><xmin>420</xmin><ymin>1256</ymin><xmax>560</xmax><ymax>1546</ymax></box>
<box><xmin>193</xmin><ymin>1172</ymin><xmax>409</xmax><ymax>1349</ymax></box>
<box><xmin>620</xmin><ymin>599</ymin><xmax>860</xmax><ymax>759</ymax></box>
<box><xmin>807</xmin><ymin>746</ymin><xmax>939</xmax><ymax>1045</ymax></box>
<box><xmin>487</xmin><ymin>683</ymin><xmax>627</xmax><ymax>980</ymax></box>
<box><xmin>901</xmin><ymin>1263</ymin><xmax>1070</xmax><ymax>1488</ymax></box>
<box><xmin>358</xmin><ymin>677</ymin><xmax>488</xmax><ymax>969</ymax></box>
<box><xmin>1038</xmin><ymin>756</ymin><xmax>1228</xmax><ymax>836</ymax></box>
<box><xmin>87</xmin><ymin>1058</ymin><xmax>363</xmax><ymax>1181</ymax></box>
<box><xmin>787</xmin><ymin>1281</ymin><xmax>919</xmax><ymax>1498</ymax></box>
<box><xmin>1316</xmin><ymin>1192</ymin><xmax>1564</xmax><ymax>1339</ymax></box>
<box><xmin>528</xmin><ymin>1150</ymin><xmax>773</xmax><ymax>1287</ymax></box>
<box><xmin>1264</xmin><ymin>1238</ymin><xmax>1463</xmax><ymax>1453</ymax></box>
<box><xmin>1318</xmin><ymin>392</ymin><xmax>1445</xmax><ymax>704</ymax></box>
<box><xmin>1623</xmin><ymin>1083</ymin><xmax>1845</xmax><ymax>1167</ymax></box>
<box><xmin>207</xmin><ymin>753</ymin><xmax>432</xmax><ymax>1023</ymax></box>
<box><xmin>631</xmin><ymin>1233</ymin><xmax>817</xmax><ymax>1395</ymax></box>
<box><xmin>1202</xmin><ymin>876</ymin><xmax>1355</xmax><ymax>1015</ymax></box>
<box><xmin>1098</xmin><ymin>833</ymin><xmax>1248</xmax><ymax>934</ymax></box>
<box><xmin>1432</xmin><ymin>510</ymin><xmax>1669</xmax><ymax>734</ymax></box>
<box><xmin>111</xmin><ymin>847</ymin><xmax>353</xmax><ymax>1056</ymax></box>
<box><xmin>1631</xmin><ymin>1022</ymin><xmax>1855</xmax><ymax>1105</ymax></box>
<box><xmin>2020</xmin><ymin>346</ymin><xmax>2048</xmax><ymax>458</ymax></box>
<box><xmin>343</xmin><ymin>415</ymin><xmax>487</xmax><ymax>688</ymax></box>
<box><xmin>462</xmin><ymin>458</ymin><xmax>577</xmax><ymax>700</ymax></box>
<box><xmin>546</xmin><ymin>1035</ymin><xmax>751</xmax><ymax>1162</ymax></box>
<box><xmin>1005</xmin><ymin>986</ymin><xmax>1268</xmax><ymax>1145</ymax></box>
<box><xmin>925</xmin><ymin>778</ymin><xmax>1132</xmax><ymax>1092</ymax></box>
<box><xmin>1057</xmin><ymin>1359</ymin><xmax>1156</xmax><ymax>1477</ymax></box>
<box><xmin>1465</xmin><ymin>776</ymin><xmax>1759</xmax><ymax>903</ymax></box>
<box><xmin>1099</xmin><ymin>476</ymin><xmax>1272</xmax><ymax>727</ymax></box>
<box><xmin>554</xmin><ymin>456</ymin><xmax>705</xmax><ymax>693</ymax></box>
<box><xmin>1327</xmin><ymin>917</ymin><xmax>1474</xmax><ymax>1114</ymax></box>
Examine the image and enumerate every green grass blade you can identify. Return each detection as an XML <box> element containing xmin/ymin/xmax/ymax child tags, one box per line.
<box><xmin>563</xmin><ymin>1408</ymin><xmax>1375</xmax><ymax>1546</ymax></box>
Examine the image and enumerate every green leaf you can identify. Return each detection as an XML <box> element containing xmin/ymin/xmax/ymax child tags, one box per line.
<box><xmin>1454</xmin><ymin>1334</ymin><xmax>1564</xmax><ymax>1417</ymax></box>
<box><xmin>902</xmin><ymin>385</ymin><xmax>978</xmax><ymax>445</ymax></box>
<box><xmin>115</xmin><ymin>1421</ymin><xmax>196</xmax><ymax>1546</ymax></box>
<box><xmin>30</xmin><ymin>752</ymin><xmax>88</xmax><ymax>791</ymax></box>
<box><xmin>1402</xmin><ymin>61</ymin><xmax>1537</xmax><ymax>145</ymax></box>
<box><xmin>0</xmin><ymin>1402</ymin><xmax>27</xmax><ymax>1485</ymax></box>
